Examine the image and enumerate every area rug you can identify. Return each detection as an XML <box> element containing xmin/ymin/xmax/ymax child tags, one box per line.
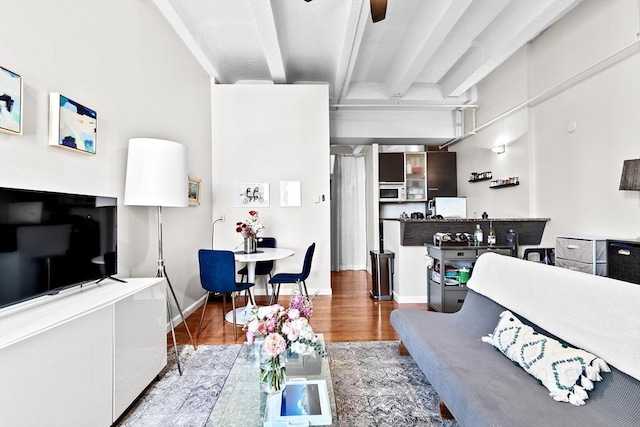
<box><xmin>116</xmin><ymin>341</ymin><xmax>459</xmax><ymax>427</ymax></box>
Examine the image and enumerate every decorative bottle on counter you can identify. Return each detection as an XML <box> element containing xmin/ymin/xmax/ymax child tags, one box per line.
<box><xmin>488</xmin><ymin>221</ymin><xmax>496</xmax><ymax>246</ymax></box>
<box><xmin>473</xmin><ymin>224</ymin><xmax>483</xmax><ymax>246</ymax></box>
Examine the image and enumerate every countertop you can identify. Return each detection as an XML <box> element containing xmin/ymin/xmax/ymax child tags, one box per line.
<box><xmin>384</xmin><ymin>217</ymin><xmax>550</xmax><ymax>246</ymax></box>
<box><xmin>382</xmin><ymin>217</ymin><xmax>550</xmax><ymax>222</ymax></box>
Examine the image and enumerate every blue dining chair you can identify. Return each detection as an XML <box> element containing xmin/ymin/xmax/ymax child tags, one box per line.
<box><xmin>268</xmin><ymin>242</ymin><xmax>315</xmax><ymax>304</ymax></box>
<box><xmin>197</xmin><ymin>249</ymin><xmax>255</xmax><ymax>340</ymax></box>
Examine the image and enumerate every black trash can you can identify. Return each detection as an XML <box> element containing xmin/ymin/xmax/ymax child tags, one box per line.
<box><xmin>370</xmin><ymin>250</ymin><xmax>394</xmax><ymax>300</ymax></box>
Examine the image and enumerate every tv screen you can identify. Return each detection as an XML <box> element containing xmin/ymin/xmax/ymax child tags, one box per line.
<box><xmin>0</xmin><ymin>187</ymin><xmax>117</xmax><ymax>309</ymax></box>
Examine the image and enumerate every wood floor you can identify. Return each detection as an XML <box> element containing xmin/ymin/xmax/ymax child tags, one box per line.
<box><xmin>173</xmin><ymin>270</ymin><xmax>428</xmax><ymax>345</ymax></box>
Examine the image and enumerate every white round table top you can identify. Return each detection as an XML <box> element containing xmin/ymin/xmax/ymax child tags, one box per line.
<box><xmin>233</xmin><ymin>247</ymin><xmax>294</xmax><ymax>263</ymax></box>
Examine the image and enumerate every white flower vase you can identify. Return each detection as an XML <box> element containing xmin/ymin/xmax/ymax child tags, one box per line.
<box><xmin>244</xmin><ymin>237</ymin><xmax>257</xmax><ymax>254</ymax></box>
<box><xmin>259</xmin><ymin>351</ymin><xmax>286</xmax><ymax>394</ymax></box>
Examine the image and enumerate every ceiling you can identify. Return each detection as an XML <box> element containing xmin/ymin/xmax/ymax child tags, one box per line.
<box><xmin>154</xmin><ymin>0</ymin><xmax>582</xmax><ymax>144</ymax></box>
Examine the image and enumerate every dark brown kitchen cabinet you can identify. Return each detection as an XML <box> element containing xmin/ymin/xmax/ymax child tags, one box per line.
<box><xmin>379</xmin><ymin>153</ymin><xmax>405</xmax><ymax>183</ymax></box>
<box><xmin>427</xmin><ymin>152</ymin><xmax>457</xmax><ymax>198</ymax></box>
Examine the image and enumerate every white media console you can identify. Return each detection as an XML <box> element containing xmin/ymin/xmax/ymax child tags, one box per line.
<box><xmin>0</xmin><ymin>277</ymin><xmax>167</xmax><ymax>427</ymax></box>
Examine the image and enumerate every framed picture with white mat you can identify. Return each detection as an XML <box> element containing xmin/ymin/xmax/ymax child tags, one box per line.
<box><xmin>263</xmin><ymin>379</ymin><xmax>331</xmax><ymax>426</ymax></box>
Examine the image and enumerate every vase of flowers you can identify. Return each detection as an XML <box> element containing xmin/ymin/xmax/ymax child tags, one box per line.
<box><xmin>243</xmin><ymin>236</ymin><xmax>257</xmax><ymax>254</ymax></box>
<box><xmin>236</xmin><ymin>210</ymin><xmax>265</xmax><ymax>254</ymax></box>
<box><xmin>258</xmin><ymin>337</ymin><xmax>287</xmax><ymax>394</ymax></box>
<box><xmin>245</xmin><ymin>293</ymin><xmax>325</xmax><ymax>394</ymax></box>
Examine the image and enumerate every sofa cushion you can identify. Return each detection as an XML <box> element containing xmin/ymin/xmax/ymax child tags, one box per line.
<box><xmin>482</xmin><ymin>310</ymin><xmax>610</xmax><ymax>406</ymax></box>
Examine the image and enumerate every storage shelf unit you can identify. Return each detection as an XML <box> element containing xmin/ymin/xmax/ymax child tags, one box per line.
<box><xmin>555</xmin><ymin>235</ymin><xmax>607</xmax><ymax>276</ymax></box>
<box><xmin>426</xmin><ymin>245</ymin><xmax>512</xmax><ymax>313</ymax></box>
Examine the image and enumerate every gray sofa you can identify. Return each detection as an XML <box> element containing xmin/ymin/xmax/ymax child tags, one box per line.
<box><xmin>391</xmin><ymin>252</ymin><xmax>640</xmax><ymax>427</ymax></box>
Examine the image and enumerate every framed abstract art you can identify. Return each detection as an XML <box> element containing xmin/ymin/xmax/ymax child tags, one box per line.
<box><xmin>0</xmin><ymin>66</ymin><xmax>23</xmax><ymax>135</ymax></box>
<box><xmin>49</xmin><ymin>93</ymin><xmax>97</xmax><ymax>154</ymax></box>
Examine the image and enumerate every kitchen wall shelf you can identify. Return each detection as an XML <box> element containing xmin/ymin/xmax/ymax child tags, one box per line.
<box><xmin>468</xmin><ymin>171</ymin><xmax>492</xmax><ymax>182</ymax></box>
<box><xmin>490</xmin><ymin>182</ymin><xmax>520</xmax><ymax>189</ymax></box>
<box><xmin>469</xmin><ymin>176</ymin><xmax>492</xmax><ymax>183</ymax></box>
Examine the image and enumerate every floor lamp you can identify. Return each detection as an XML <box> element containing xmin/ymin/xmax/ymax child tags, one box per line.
<box><xmin>124</xmin><ymin>137</ymin><xmax>196</xmax><ymax>375</ymax></box>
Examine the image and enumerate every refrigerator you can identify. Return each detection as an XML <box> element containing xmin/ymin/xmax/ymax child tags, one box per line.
<box><xmin>432</xmin><ymin>197</ymin><xmax>467</xmax><ymax>218</ymax></box>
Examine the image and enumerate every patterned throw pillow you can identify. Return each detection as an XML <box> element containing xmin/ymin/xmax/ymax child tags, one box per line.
<box><xmin>482</xmin><ymin>310</ymin><xmax>610</xmax><ymax>406</ymax></box>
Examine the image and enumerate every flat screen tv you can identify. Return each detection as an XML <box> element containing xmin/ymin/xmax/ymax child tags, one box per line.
<box><xmin>0</xmin><ymin>187</ymin><xmax>117</xmax><ymax>309</ymax></box>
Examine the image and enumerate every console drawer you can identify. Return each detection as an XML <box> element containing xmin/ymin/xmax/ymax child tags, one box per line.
<box><xmin>555</xmin><ymin>258</ymin><xmax>606</xmax><ymax>276</ymax></box>
<box><xmin>478</xmin><ymin>247</ymin><xmax>512</xmax><ymax>256</ymax></box>
<box><xmin>556</xmin><ymin>237</ymin><xmax>606</xmax><ymax>264</ymax></box>
<box><xmin>443</xmin><ymin>289</ymin><xmax>467</xmax><ymax>313</ymax></box>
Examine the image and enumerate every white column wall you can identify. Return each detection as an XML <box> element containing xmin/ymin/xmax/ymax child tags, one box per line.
<box><xmin>210</xmin><ymin>85</ymin><xmax>332</xmax><ymax>295</ymax></box>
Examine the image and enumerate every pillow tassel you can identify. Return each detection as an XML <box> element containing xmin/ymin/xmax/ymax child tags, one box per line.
<box><xmin>585</xmin><ymin>365</ymin><xmax>603</xmax><ymax>382</ymax></box>
<box><xmin>592</xmin><ymin>358</ymin><xmax>611</xmax><ymax>373</ymax></box>
<box><xmin>550</xmin><ymin>391</ymin><xmax>569</xmax><ymax>403</ymax></box>
<box><xmin>481</xmin><ymin>335</ymin><xmax>493</xmax><ymax>344</ymax></box>
<box><xmin>572</xmin><ymin>384</ymin><xmax>589</xmax><ymax>400</ymax></box>
<box><xmin>568</xmin><ymin>391</ymin><xmax>586</xmax><ymax>406</ymax></box>
<box><xmin>580</xmin><ymin>375</ymin><xmax>594</xmax><ymax>390</ymax></box>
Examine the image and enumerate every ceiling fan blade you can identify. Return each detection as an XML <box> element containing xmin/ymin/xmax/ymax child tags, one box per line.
<box><xmin>370</xmin><ymin>0</ymin><xmax>387</xmax><ymax>23</ymax></box>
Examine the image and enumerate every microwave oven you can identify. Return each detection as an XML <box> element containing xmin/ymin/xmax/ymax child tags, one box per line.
<box><xmin>380</xmin><ymin>184</ymin><xmax>406</xmax><ymax>202</ymax></box>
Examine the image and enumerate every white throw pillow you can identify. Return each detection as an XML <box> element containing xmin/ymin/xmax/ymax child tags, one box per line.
<box><xmin>482</xmin><ymin>310</ymin><xmax>610</xmax><ymax>406</ymax></box>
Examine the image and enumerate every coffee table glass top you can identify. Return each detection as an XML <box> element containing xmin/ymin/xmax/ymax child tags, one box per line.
<box><xmin>206</xmin><ymin>335</ymin><xmax>337</xmax><ymax>426</ymax></box>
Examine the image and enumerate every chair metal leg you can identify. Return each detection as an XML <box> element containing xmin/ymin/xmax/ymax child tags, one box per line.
<box><xmin>222</xmin><ymin>293</ymin><xmax>227</xmax><ymax>320</ymax></box>
<box><xmin>231</xmin><ymin>291</ymin><xmax>238</xmax><ymax>341</ymax></box>
<box><xmin>196</xmin><ymin>291</ymin><xmax>210</xmax><ymax>337</ymax></box>
<box><xmin>269</xmin><ymin>283</ymin><xmax>280</xmax><ymax>305</ymax></box>
<box><xmin>297</xmin><ymin>280</ymin><xmax>309</xmax><ymax>299</ymax></box>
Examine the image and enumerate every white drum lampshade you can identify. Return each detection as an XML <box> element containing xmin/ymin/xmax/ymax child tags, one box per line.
<box><xmin>124</xmin><ymin>138</ymin><xmax>188</xmax><ymax>207</ymax></box>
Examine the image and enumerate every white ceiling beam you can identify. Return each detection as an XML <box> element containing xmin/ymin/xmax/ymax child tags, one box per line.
<box><xmin>335</xmin><ymin>0</ymin><xmax>368</xmax><ymax>104</ymax></box>
<box><xmin>419</xmin><ymin>0</ymin><xmax>511</xmax><ymax>84</ymax></box>
<box><xmin>249</xmin><ymin>0</ymin><xmax>287</xmax><ymax>84</ymax></box>
<box><xmin>441</xmin><ymin>0</ymin><xmax>583</xmax><ymax>97</ymax></box>
<box><xmin>386</xmin><ymin>0</ymin><xmax>473</xmax><ymax>98</ymax></box>
<box><xmin>152</xmin><ymin>0</ymin><xmax>220</xmax><ymax>81</ymax></box>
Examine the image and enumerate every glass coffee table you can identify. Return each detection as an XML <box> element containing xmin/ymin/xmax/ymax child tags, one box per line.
<box><xmin>206</xmin><ymin>335</ymin><xmax>337</xmax><ymax>426</ymax></box>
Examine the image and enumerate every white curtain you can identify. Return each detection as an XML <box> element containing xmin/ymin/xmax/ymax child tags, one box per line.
<box><xmin>331</xmin><ymin>154</ymin><xmax>367</xmax><ymax>271</ymax></box>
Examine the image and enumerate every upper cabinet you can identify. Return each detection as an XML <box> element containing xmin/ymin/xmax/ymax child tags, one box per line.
<box><xmin>379</xmin><ymin>153</ymin><xmax>405</xmax><ymax>183</ymax></box>
<box><xmin>427</xmin><ymin>152</ymin><xmax>457</xmax><ymax>199</ymax></box>
<box><xmin>405</xmin><ymin>153</ymin><xmax>426</xmax><ymax>201</ymax></box>
<box><xmin>379</xmin><ymin>151</ymin><xmax>457</xmax><ymax>200</ymax></box>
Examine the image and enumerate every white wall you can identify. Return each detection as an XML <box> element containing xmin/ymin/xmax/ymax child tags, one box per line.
<box><xmin>0</xmin><ymin>1</ymin><xmax>212</xmax><ymax>316</ymax></box>
<box><xmin>453</xmin><ymin>0</ymin><xmax>640</xmax><ymax>246</ymax></box>
<box><xmin>210</xmin><ymin>85</ymin><xmax>331</xmax><ymax>295</ymax></box>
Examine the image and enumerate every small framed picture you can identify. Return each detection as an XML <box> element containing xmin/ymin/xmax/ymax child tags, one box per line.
<box><xmin>0</xmin><ymin>66</ymin><xmax>23</xmax><ymax>135</ymax></box>
<box><xmin>280</xmin><ymin>181</ymin><xmax>301</xmax><ymax>207</ymax></box>
<box><xmin>49</xmin><ymin>93</ymin><xmax>97</xmax><ymax>155</ymax></box>
<box><xmin>188</xmin><ymin>176</ymin><xmax>201</xmax><ymax>206</ymax></box>
<box><xmin>235</xmin><ymin>182</ymin><xmax>269</xmax><ymax>207</ymax></box>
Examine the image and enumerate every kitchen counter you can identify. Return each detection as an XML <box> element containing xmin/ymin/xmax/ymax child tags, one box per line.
<box><xmin>395</xmin><ymin>217</ymin><xmax>550</xmax><ymax>246</ymax></box>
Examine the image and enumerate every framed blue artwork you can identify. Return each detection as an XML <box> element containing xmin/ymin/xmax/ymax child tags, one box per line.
<box><xmin>49</xmin><ymin>93</ymin><xmax>97</xmax><ymax>154</ymax></box>
<box><xmin>0</xmin><ymin>66</ymin><xmax>23</xmax><ymax>135</ymax></box>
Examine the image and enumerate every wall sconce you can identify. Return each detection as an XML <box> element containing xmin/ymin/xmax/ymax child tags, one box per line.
<box><xmin>619</xmin><ymin>159</ymin><xmax>640</xmax><ymax>191</ymax></box>
<box><xmin>491</xmin><ymin>144</ymin><xmax>506</xmax><ymax>155</ymax></box>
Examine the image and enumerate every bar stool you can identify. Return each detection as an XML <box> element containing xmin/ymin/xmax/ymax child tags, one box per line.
<box><xmin>523</xmin><ymin>248</ymin><xmax>555</xmax><ymax>265</ymax></box>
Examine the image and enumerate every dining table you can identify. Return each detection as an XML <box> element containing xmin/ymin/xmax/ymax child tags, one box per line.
<box><xmin>226</xmin><ymin>247</ymin><xmax>295</xmax><ymax>325</ymax></box>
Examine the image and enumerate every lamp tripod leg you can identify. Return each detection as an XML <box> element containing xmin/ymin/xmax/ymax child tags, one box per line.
<box><xmin>160</xmin><ymin>265</ymin><xmax>197</xmax><ymax>351</ymax></box>
<box><xmin>166</xmin><ymin>298</ymin><xmax>182</xmax><ymax>376</ymax></box>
